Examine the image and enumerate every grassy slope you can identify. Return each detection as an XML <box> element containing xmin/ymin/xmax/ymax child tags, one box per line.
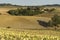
<box><xmin>0</xmin><ymin>15</ymin><xmax>51</xmax><ymax>29</ymax></box>
<box><xmin>0</xmin><ymin>7</ymin><xmax>51</xmax><ymax>30</ymax></box>
<box><xmin>0</xmin><ymin>7</ymin><xmax>60</xmax><ymax>30</ymax></box>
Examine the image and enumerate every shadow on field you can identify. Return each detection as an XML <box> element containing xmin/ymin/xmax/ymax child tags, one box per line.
<box><xmin>37</xmin><ymin>20</ymin><xmax>49</xmax><ymax>27</ymax></box>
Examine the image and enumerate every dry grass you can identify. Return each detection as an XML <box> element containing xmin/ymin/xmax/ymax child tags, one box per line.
<box><xmin>0</xmin><ymin>15</ymin><xmax>51</xmax><ymax>30</ymax></box>
<box><xmin>0</xmin><ymin>7</ymin><xmax>18</xmax><ymax>15</ymax></box>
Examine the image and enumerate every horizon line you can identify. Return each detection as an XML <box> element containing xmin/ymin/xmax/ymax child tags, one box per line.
<box><xmin>0</xmin><ymin>3</ymin><xmax>60</xmax><ymax>6</ymax></box>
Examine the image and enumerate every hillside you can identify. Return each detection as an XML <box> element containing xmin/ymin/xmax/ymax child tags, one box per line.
<box><xmin>0</xmin><ymin>4</ymin><xmax>60</xmax><ymax>30</ymax></box>
<box><xmin>0</xmin><ymin>7</ymin><xmax>54</xmax><ymax>30</ymax></box>
<box><xmin>0</xmin><ymin>15</ymin><xmax>51</xmax><ymax>30</ymax></box>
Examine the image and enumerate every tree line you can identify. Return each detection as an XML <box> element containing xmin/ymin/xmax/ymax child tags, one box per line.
<box><xmin>7</xmin><ymin>7</ymin><xmax>55</xmax><ymax>16</ymax></box>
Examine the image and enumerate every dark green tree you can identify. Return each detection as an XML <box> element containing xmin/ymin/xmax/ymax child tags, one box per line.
<box><xmin>51</xmin><ymin>14</ymin><xmax>60</xmax><ymax>27</ymax></box>
<box><xmin>48</xmin><ymin>14</ymin><xmax>60</xmax><ymax>30</ymax></box>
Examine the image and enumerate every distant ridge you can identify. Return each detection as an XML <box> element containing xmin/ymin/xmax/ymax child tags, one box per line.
<box><xmin>42</xmin><ymin>4</ymin><xmax>60</xmax><ymax>7</ymax></box>
<box><xmin>0</xmin><ymin>3</ymin><xmax>21</xmax><ymax>7</ymax></box>
<box><xmin>0</xmin><ymin>3</ymin><xmax>60</xmax><ymax>7</ymax></box>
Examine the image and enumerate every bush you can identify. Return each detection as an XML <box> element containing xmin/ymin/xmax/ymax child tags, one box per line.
<box><xmin>6</xmin><ymin>26</ymin><xmax>11</xmax><ymax>29</ymax></box>
<box><xmin>0</xmin><ymin>13</ymin><xmax>2</xmax><ymax>15</ymax></box>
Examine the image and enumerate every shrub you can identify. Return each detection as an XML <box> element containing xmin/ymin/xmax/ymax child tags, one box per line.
<box><xmin>0</xmin><ymin>13</ymin><xmax>2</xmax><ymax>15</ymax></box>
<box><xmin>6</xmin><ymin>26</ymin><xmax>11</xmax><ymax>29</ymax></box>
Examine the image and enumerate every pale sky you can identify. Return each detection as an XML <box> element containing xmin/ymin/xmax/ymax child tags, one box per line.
<box><xmin>0</xmin><ymin>0</ymin><xmax>60</xmax><ymax>6</ymax></box>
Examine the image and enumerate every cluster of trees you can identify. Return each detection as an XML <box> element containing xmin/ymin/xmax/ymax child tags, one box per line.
<box><xmin>48</xmin><ymin>14</ymin><xmax>60</xmax><ymax>28</ymax></box>
<box><xmin>44</xmin><ymin>8</ymin><xmax>55</xmax><ymax>12</ymax></box>
<box><xmin>7</xmin><ymin>7</ymin><xmax>43</xmax><ymax>16</ymax></box>
<box><xmin>7</xmin><ymin>7</ymin><xmax>56</xmax><ymax>16</ymax></box>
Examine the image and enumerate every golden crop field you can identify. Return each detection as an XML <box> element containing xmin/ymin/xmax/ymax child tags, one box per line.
<box><xmin>0</xmin><ymin>28</ymin><xmax>59</xmax><ymax>40</ymax></box>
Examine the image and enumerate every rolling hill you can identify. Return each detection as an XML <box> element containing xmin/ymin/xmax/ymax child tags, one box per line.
<box><xmin>0</xmin><ymin>4</ymin><xmax>60</xmax><ymax>30</ymax></box>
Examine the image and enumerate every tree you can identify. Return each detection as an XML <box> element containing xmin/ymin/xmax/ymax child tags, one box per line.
<box><xmin>49</xmin><ymin>8</ymin><xmax>55</xmax><ymax>12</ymax></box>
<box><xmin>48</xmin><ymin>14</ymin><xmax>60</xmax><ymax>30</ymax></box>
<box><xmin>7</xmin><ymin>10</ymin><xmax>16</xmax><ymax>15</ymax></box>
<box><xmin>27</xmin><ymin>7</ymin><xmax>31</xmax><ymax>10</ymax></box>
<box><xmin>51</xmin><ymin>14</ymin><xmax>60</xmax><ymax>27</ymax></box>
